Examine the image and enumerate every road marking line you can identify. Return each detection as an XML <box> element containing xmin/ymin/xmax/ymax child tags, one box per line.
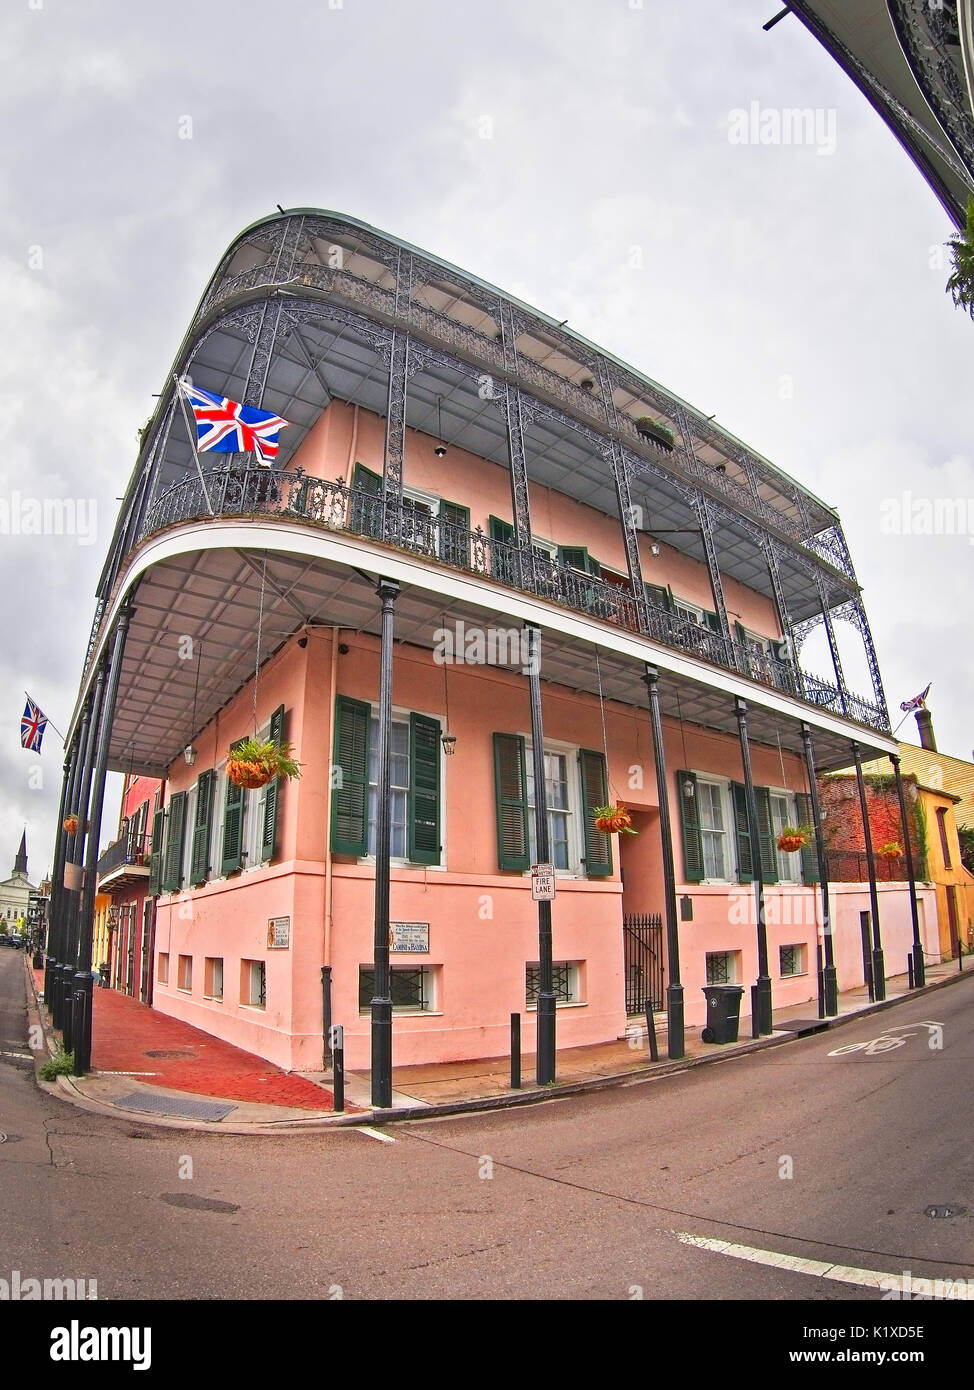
<box><xmin>672</xmin><ymin>1231</ymin><xmax>972</xmax><ymax>1296</ymax></box>
<box><xmin>0</xmin><ymin>1050</ymin><xmax>32</xmax><ymax>1059</ymax></box>
<box><xmin>357</xmin><ymin>1126</ymin><xmax>396</xmax><ymax>1143</ymax></box>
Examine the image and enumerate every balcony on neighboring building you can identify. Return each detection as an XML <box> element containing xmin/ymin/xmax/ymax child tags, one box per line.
<box><xmin>97</xmin><ymin>831</ymin><xmax>151</xmax><ymax>891</ymax></box>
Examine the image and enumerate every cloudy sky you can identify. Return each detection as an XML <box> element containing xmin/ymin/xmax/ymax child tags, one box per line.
<box><xmin>2</xmin><ymin>0</ymin><xmax>971</xmax><ymax>878</ymax></box>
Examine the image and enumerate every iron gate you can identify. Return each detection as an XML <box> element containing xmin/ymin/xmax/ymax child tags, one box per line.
<box><xmin>623</xmin><ymin>913</ymin><xmax>664</xmax><ymax>1014</ymax></box>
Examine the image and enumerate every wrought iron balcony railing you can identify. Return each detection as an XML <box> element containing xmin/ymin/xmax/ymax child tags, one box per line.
<box><xmin>138</xmin><ymin>467</ymin><xmax>890</xmax><ymax>732</ymax></box>
<box><xmin>97</xmin><ymin>832</ymin><xmax>151</xmax><ymax>879</ymax></box>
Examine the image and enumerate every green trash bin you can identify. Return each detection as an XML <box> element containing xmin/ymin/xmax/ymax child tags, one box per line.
<box><xmin>701</xmin><ymin>984</ymin><xmax>744</xmax><ymax>1044</ymax></box>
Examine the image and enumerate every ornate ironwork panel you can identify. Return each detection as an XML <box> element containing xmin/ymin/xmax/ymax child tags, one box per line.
<box><xmin>694</xmin><ymin>493</ymin><xmax>732</xmax><ymax>642</ymax></box>
<box><xmin>243</xmin><ymin>300</ymin><xmax>284</xmax><ymax>405</ymax></box>
<box><xmin>382</xmin><ymin>330</ymin><xmax>409</xmax><ymax>543</ymax></box>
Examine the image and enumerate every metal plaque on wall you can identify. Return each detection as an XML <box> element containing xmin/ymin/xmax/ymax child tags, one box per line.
<box><xmin>389</xmin><ymin>922</ymin><xmax>429</xmax><ymax>953</ymax></box>
<box><xmin>267</xmin><ymin>916</ymin><xmax>290</xmax><ymax>949</ymax></box>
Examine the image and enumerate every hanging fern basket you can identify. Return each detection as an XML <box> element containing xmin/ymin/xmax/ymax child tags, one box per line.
<box><xmin>62</xmin><ymin>815</ymin><xmax>80</xmax><ymax>835</ymax></box>
<box><xmin>776</xmin><ymin>826</ymin><xmax>811</xmax><ymax>853</ymax></box>
<box><xmin>592</xmin><ymin>804</ymin><xmax>638</xmax><ymax>836</ymax></box>
<box><xmin>879</xmin><ymin>840</ymin><xmax>902</xmax><ymax>861</ymax></box>
<box><xmin>226</xmin><ymin>738</ymin><xmax>301</xmax><ymax>790</ymax></box>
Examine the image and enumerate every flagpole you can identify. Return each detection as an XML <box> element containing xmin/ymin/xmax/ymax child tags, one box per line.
<box><xmin>173</xmin><ymin>374</ymin><xmax>216</xmax><ymax>516</ymax></box>
<box><xmin>23</xmin><ymin>695</ymin><xmax>64</xmax><ymax>745</ymax></box>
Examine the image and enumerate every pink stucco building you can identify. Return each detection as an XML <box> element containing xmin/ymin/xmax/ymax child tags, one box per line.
<box><xmin>55</xmin><ymin>211</ymin><xmax>936</xmax><ymax>1080</ymax></box>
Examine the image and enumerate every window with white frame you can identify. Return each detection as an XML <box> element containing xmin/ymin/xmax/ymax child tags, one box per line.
<box><xmin>525</xmin><ymin>960</ymin><xmax>583</xmax><ymax>1007</ymax></box>
<box><xmin>210</xmin><ymin>766</ymin><xmax>226</xmax><ymax>878</ymax></box>
<box><xmin>400</xmin><ymin>486</ymin><xmax>439</xmax><ymax>555</ymax></box>
<box><xmin>367</xmin><ymin>717</ymin><xmax>410</xmax><ymax>859</ymax></box>
<box><xmin>698</xmin><ymin>778</ymin><xmax>729</xmax><ymax>880</ymax></box>
<box><xmin>706</xmin><ymin>951</ymin><xmax>739</xmax><ymax>985</ymax></box>
<box><xmin>177</xmin><ymin>954</ymin><xmax>193</xmax><ymax>992</ymax></box>
<box><xmin>241</xmin><ymin>959</ymin><xmax>266</xmax><ymax>1009</ymax></box>
<box><xmin>674</xmin><ymin>598</ymin><xmax>705</xmax><ymax>624</ymax></box>
<box><xmin>779</xmin><ymin>944</ymin><xmax>807</xmax><ymax>978</ymax></box>
<box><xmin>181</xmin><ymin>783</ymin><xmax>197</xmax><ymax>886</ymax></box>
<box><xmin>358</xmin><ymin>965</ymin><xmax>436</xmax><ymax>1013</ymax></box>
<box><xmin>204</xmin><ymin>956</ymin><xmax>224</xmax><ymax>1000</ymax></box>
<box><xmin>769</xmin><ymin>791</ymin><xmax>801</xmax><ymax>882</ymax></box>
<box><xmin>526</xmin><ymin>746</ymin><xmax>575</xmax><ymax>872</ymax></box>
<box><xmin>244</xmin><ymin>779</ymin><xmax>270</xmax><ymax>868</ymax></box>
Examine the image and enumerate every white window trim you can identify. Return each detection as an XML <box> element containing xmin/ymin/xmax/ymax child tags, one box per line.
<box><xmin>768</xmin><ymin>787</ymin><xmax>802</xmax><ymax>884</ymax></box>
<box><xmin>522</xmin><ymin>734</ymin><xmax>584</xmax><ymax>878</ymax></box>
<box><xmin>674</xmin><ymin>598</ymin><xmax>705</xmax><ymax>624</ymax></box>
<box><xmin>402</xmin><ymin>483</ymin><xmax>440</xmax><ymax>513</ymax></box>
<box><xmin>695</xmin><ymin>774</ymin><xmax>734</xmax><ymax>884</ymax></box>
<box><xmin>357</xmin><ymin>703</ymin><xmax>446</xmax><ymax>871</ymax></box>
<box><xmin>531</xmin><ymin>535</ymin><xmax>557</xmax><ymax>558</ymax></box>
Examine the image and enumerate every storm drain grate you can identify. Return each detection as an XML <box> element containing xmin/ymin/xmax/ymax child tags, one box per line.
<box><xmin>114</xmin><ymin>1091</ymin><xmax>236</xmax><ymax>1122</ymax></box>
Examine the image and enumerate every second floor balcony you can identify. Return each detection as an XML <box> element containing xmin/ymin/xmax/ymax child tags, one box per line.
<box><xmin>97</xmin><ymin>831</ymin><xmax>151</xmax><ymax>890</ymax></box>
<box><xmin>138</xmin><ymin>465</ymin><xmax>889</xmax><ymax>734</ymax></box>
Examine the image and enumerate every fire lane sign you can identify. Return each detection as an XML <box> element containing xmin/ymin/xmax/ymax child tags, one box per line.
<box><xmin>531</xmin><ymin>863</ymin><xmax>555</xmax><ymax>901</ymax></box>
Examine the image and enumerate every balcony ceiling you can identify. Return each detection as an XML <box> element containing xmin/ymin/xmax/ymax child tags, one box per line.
<box><xmin>149</xmin><ymin>316</ymin><xmax>837</xmax><ymax>630</ymax></box>
<box><xmin>104</xmin><ymin>544</ymin><xmax>890</xmax><ymax>783</ymax></box>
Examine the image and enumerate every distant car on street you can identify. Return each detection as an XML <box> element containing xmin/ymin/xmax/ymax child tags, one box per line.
<box><xmin>5</xmin><ymin>933</ymin><xmax>24</xmax><ymax>949</ymax></box>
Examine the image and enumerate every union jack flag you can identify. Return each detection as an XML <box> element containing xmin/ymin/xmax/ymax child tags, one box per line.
<box><xmin>900</xmin><ymin>682</ymin><xmax>931</xmax><ymax>712</ymax></box>
<box><xmin>21</xmin><ymin>697</ymin><xmax>48</xmax><ymax>752</ymax></box>
<box><xmin>180</xmin><ymin>381</ymin><xmax>290</xmax><ymax>466</ymax></box>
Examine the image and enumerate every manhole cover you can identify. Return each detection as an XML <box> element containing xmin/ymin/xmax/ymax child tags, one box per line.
<box><xmin>144</xmin><ymin>1049</ymin><xmax>197</xmax><ymax>1060</ymax></box>
<box><xmin>160</xmin><ymin>1193</ymin><xmax>239</xmax><ymax>1214</ymax></box>
<box><xmin>926</xmin><ymin>1203</ymin><xmax>967</xmax><ymax>1219</ymax></box>
<box><xmin>114</xmin><ymin>1091</ymin><xmax>236</xmax><ymax>1122</ymax></box>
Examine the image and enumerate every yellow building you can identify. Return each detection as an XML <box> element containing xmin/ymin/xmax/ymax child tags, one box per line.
<box><xmin>860</xmin><ymin>740</ymin><xmax>974</xmax><ymax>959</ymax></box>
<box><xmin>91</xmin><ymin>893</ymin><xmax>112</xmax><ymax>975</ymax></box>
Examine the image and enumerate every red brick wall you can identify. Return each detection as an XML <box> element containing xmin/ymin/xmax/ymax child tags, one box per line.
<box><xmin>817</xmin><ymin>774</ymin><xmax>921</xmax><ymax>881</ymax></box>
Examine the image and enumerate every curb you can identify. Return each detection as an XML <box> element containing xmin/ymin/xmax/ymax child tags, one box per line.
<box><xmin>23</xmin><ymin>954</ymin><xmax>974</xmax><ymax>1135</ymax></box>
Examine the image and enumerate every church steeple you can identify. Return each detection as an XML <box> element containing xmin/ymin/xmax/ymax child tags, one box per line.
<box><xmin>13</xmin><ymin>830</ymin><xmax>27</xmax><ymax>876</ymax></box>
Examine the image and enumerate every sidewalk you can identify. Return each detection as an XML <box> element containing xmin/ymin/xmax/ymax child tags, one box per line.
<box><xmin>27</xmin><ymin>956</ymin><xmax>972</xmax><ymax>1134</ymax></box>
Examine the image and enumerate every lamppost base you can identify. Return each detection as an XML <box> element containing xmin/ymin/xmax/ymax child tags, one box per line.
<box><xmin>871</xmin><ymin>949</ymin><xmax>886</xmax><ymax>1002</ymax></box>
<box><xmin>823</xmin><ymin>965</ymin><xmax>838</xmax><ymax>1017</ymax></box>
<box><xmin>754</xmin><ymin>974</ymin><xmax>773</xmax><ymax>1035</ymax></box>
<box><xmin>536</xmin><ymin>992</ymin><xmax>556</xmax><ymax>1085</ymax></box>
<box><xmin>666</xmin><ymin>983</ymin><xmax>685</xmax><ymax>1060</ymax></box>
<box><xmin>72</xmin><ymin>972</ymin><xmax>97</xmax><ymax>1075</ymax></box>
<box><xmin>58</xmin><ymin>963</ymin><xmax>75</xmax><ymax>1043</ymax></box>
<box><xmin>911</xmin><ymin>944</ymin><xmax>925</xmax><ymax>989</ymax></box>
<box><xmin>370</xmin><ymin>997</ymin><xmax>393</xmax><ymax>1110</ymax></box>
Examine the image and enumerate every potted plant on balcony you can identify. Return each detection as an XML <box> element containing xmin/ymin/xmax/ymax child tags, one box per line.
<box><xmin>776</xmin><ymin>825</ymin><xmax>812</xmax><ymax>853</ymax></box>
<box><xmin>879</xmin><ymin>840</ymin><xmax>902</xmax><ymax>861</ymax></box>
<box><xmin>592</xmin><ymin>803</ymin><xmax>638</xmax><ymax>836</ymax></box>
<box><xmin>635</xmin><ymin>417</ymin><xmax>675</xmax><ymax>451</ymax></box>
<box><xmin>226</xmin><ymin>737</ymin><xmax>301</xmax><ymax>790</ymax></box>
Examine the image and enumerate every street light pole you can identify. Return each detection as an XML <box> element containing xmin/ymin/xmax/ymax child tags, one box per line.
<box><xmin>890</xmin><ymin>753</ymin><xmax>925</xmax><ymax>987</ymax></box>
<box><xmin>370</xmin><ymin>578</ymin><xmax>400</xmax><ymax>1109</ymax></box>
<box><xmin>851</xmin><ymin>740</ymin><xmax>885</xmax><ymax>1001</ymax></box>
<box><xmin>642</xmin><ymin>665</ymin><xmax>684</xmax><ymax>1059</ymax></box>
<box><xmin>525</xmin><ymin>625</ymin><xmax>556</xmax><ymax>1085</ymax></box>
<box><xmin>735</xmin><ymin>697</ymin><xmax>772</xmax><ymax>1035</ymax></box>
<box><xmin>800</xmin><ymin>723</ymin><xmax>838</xmax><ymax>1015</ymax></box>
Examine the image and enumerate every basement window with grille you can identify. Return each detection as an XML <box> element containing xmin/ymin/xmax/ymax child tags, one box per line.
<box><xmin>525</xmin><ymin>961</ymin><xmax>584</xmax><ymax>1008</ymax></box>
<box><xmin>705</xmin><ymin>951</ymin><xmax>739</xmax><ymax>985</ymax></box>
<box><xmin>358</xmin><ymin>966</ymin><xmax>436</xmax><ymax>1014</ymax></box>
<box><xmin>779</xmin><ymin>944</ymin><xmax>807</xmax><ymax>978</ymax></box>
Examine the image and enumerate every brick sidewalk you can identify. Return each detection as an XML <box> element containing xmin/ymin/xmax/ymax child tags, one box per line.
<box><xmin>88</xmin><ymin>987</ymin><xmax>333</xmax><ymax>1112</ymax></box>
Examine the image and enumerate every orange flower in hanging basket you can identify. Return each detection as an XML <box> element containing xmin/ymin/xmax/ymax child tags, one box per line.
<box><xmin>225</xmin><ymin>736</ymin><xmax>301</xmax><ymax>790</ymax></box>
<box><xmin>879</xmin><ymin>841</ymin><xmax>902</xmax><ymax>860</ymax></box>
<box><xmin>592</xmin><ymin>804</ymin><xmax>638</xmax><ymax>836</ymax></box>
<box><xmin>776</xmin><ymin>825</ymin><xmax>812</xmax><ymax>854</ymax></box>
<box><xmin>62</xmin><ymin>815</ymin><xmax>79</xmax><ymax>835</ymax></box>
<box><xmin>226</xmin><ymin>758</ymin><xmax>273</xmax><ymax>789</ymax></box>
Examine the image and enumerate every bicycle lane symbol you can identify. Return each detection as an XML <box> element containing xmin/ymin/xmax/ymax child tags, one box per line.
<box><xmin>827</xmin><ymin>1021</ymin><xmax>944</xmax><ymax>1057</ymax></box>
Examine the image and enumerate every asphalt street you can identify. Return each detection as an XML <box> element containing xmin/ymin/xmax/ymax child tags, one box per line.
<box><xmin>1</xmin><ymin>948</ymin><xmax>972</xmax><ymax>1302</ymax></box>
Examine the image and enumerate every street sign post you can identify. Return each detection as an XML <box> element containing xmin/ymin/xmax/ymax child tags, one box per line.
<box><xmin>531</xmin><ymin>863</ymin><xmax>555</xmax><ymax>902</ymax></box>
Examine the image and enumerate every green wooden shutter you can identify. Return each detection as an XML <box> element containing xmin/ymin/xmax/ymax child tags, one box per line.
<box><xmin>350</xmin><ymin>462</ymin><xmax>382</xmax><ymax>538</ymax></box>
<box><xmin>331</xmin><ymin>695</ymin><xmax>371</xmax><ymax>856</ymax></box>
<box><xmin>704</xmin><ymin>610</ymin><xmax>722</xmax><ymax>634</ymax></box>
<box><xmin>795</xmin><ymin>792</ymin><xmax>820</xmax><ymax>884</ymax></box>
<box><xmin>493</xmin><ymin>733</ymin><xmax>530</xmax><ymax>871</ymax></box>
<box><xmin>439</xmin><ymin>500</ymin><xmax>470</xmax><ymax>568</ymax></box>
<box><xmin>221</xmin><ymin>752</ymin><xmax>245</xmax><ymax>875</ymax></box>
<box><xmin>149</xmin><ymin>809</ymin><xmax>165</xmax><ymax>896</ymax></box>
<box><xmin>557</xmin><ymin>545</ymin><xmax>590</xmax><ymax>572</ymax></box>
<box><xmin>731</xmin><ymin>782</ymin><xmax>753</xmax><ymax>882</ymax></box>
<box><xmin>677</xmin><ymin>771</ymin><xmax>704</xmax><ymax>883</ymax></box>
<box><xmin>755</xmin><ymin>786</ymin><xmax>778</xmax><ymax>883</ymax></box>
<box><xmin>408</xmin><ymin>713</ymin><xmax>441</xmax><ymax>864</ymax></box>
<box><xmin>489</xmin><ymin>515</ymin><xmax>515</xmax><ymax>544</ymax></box>
<box><xmin>735</xmin><ymin>620</ymin><xmax>748</xmax><ymax>646</ymax></box>
<box><xmin>578</xmin><ymin>749</ymin><xmax>612</xmax><ymax>878</ymax></box>
<box><xmin>261</xmin><ymin>704</ymin><xmax>286</xmax><ymax>862</ymax></box>
<box><xmin>161</xmin><ymin>792</ymin><xmax>187</xmax><ymax>892</ymax></box>
<box><xmin>645</xmin><ymin>582</ymin><xmax>669</xmax><ymax>610</ymax></box>
<box><xmin>189</xmin><ymin>771</ymin><xmax>214</xmax><ymax>885</ymax></box>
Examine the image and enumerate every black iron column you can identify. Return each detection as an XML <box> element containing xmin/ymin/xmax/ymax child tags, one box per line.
<box><xmin>891</xmin><ymin>753</ymin><xmax>925</xmax><ymax>988</ymax></box>
<box><xmin>370</xmin><ymin>579</ymin><xmax>400</xmax><ymax>1109</ymax></box>
<box><xmin>60</xmin><ymin>675</ymin><xmax>104</xmax><ymax>1040</ymax></box>
<box><xmin>381</xmin><ymin>330</ymin><xmax>409</xmax><ymax>545</ymax></box>
<box><xmin>800</xmin><ymin>723</ymin><xmax>838</xmax><ymax>1015</ymax></box>
<box><xmin>851</xmin><ymin>740</ymin><xmax>885</xmax><ymax>1001</ymax></box>
<box><xmin>642</xmin><ymin>666</ymin><xmax>685</xmax><ymax>1059</ymax></box>
<box><xmin>499</xmin><ymin>302</ymin><xmax>534</xmax><ymax>591</ymax></box>
<box><xmin>44</xmin><ymin>749</ymin><xmax>75</xmax><ymax>1003</ymax></box>
<box><xmin>525</xmin><ymin>625</ymin><xmax>556</xmax><ymax>1084</ymax></box>
<box><xmin>764</xmin><ymin>539</ymin><xmax>805</xmax><ymax>697</ymax></box>
<box><xmin>52</xmin><ymin>713</ymin><xmax>89</xmax><ymax>1023</ymax></box>
<box><xmin>694</xmin><ymin>494</ymin><xmax>731</xmax><ymax>642</ymax></box>
<box><xmin>735</xmin><ymin>698</ymin><xmax>773</xmax><ymax>1035</ymax></box>
<box><xmin>609</xmin><ymin>444</ymin><xmax>648</xmax><ymax>626</ymax></box>
<box><xmin>818</xmin><ymin>582</ymin><xmax>848</xmax><ymax>714</ymax></box>
<box><xmin>73</xmin><ymin>605</ymin><xmax>131</xmax><ymax>1075</ymax></box>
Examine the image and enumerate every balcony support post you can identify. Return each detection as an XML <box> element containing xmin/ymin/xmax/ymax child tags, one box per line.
<box><xmin>45</xmin><ymin>744</ymin><xmax>77</xmax><ymax>1006</ymax></box>
<box><xmin>764</xmin><ymin>538</ymin><xmax>805</xmax><ymax>697</ymax></box>
<box><xmin>851</xmin><ymin>740</ymin><xmax>886</xmax><ymax>1001</ymax></box>
<box><xmin>818</xmin><ymin>582</ymin><xmax>849</xmax><ymax>714</ymax></box>
<box><xmin>609</xmin><ymin>444</ymin><xmax>648</xmax><ymax>628</ymax></box>
<box><xmin>735</xmin><ymin>697</ymin><xmax>773</xmax><ymax>1035</ymax></box>
<box><xmin>694</xmin><ymin>493</ymin><xmax>733</xmax><ymax>649</ymax></box>
<box><xmin>73</xmin><ymin>604</ymin><xmax>132</xmax><ymax>1075</ymax></box>
<box><xmin>642</xmin><ymin>665</ymin><xmax>685</xmax><ymax>1060</ymax></box>
<box><xmin>891</xmin><ymin>753</ymin><xmax>925</xmax><ymax>988</ymax></box>
<box><xmin>60</xmin><ymin>666</ymin><xmax>106</xmax><ymax>1044</ymax></box>
<box><xmin>525</xmin><ymin>625</ymin><xmax>556</xmax><ymax>1084</ymax></box>
<box><xmin>370</xmin><ymin>579</ymin><xmax>401</xmax><ymax>1110</ymax></box>
<box><xmin>498</xmin><ymin>303</ymin><xmax>534</xmax><ymax>590</ymax></box>
<box><xmin>800</xmin><ymin>722</ymin><xmax>837</xmax><ymax>1015</ymax></box>
<box><xmin>381</xmin><ymin>329</ymin><xmax>409</xmax><ymax>545</ymax></box>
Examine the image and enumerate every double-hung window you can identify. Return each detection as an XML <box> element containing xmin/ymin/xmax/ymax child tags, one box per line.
<box><xmin>769</xmin><ymin>791</ymin><xmax>801</xmax><ymax>883</ymax></box>
<box><xmin>367</xmin><ymin>717</ymin><xmax>411</xmax><ymax>859</ymax></box>
<box><xmin>526</xmin><ymin>749</ymin><xmax>573</xmax><ymax>871</ymax></box>
<box><xmin>698</xmin><ymin>779</ymin><xmax>728</xmax><ymax>880</ymax></box>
